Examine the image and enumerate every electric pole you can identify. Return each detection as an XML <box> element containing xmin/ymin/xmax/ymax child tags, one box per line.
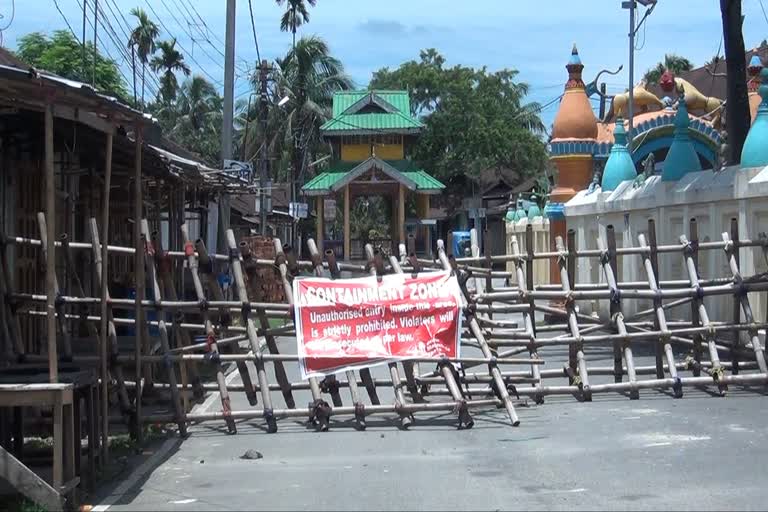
<box><xmin>259</xmin><ymin>60</ymin><xmax>269</xmax><ymax>236</ymax></box>
<box><xmin>219</xmin><ymin>0</ymin><xmax>236</xmax><ymax>251</ymax></box>
<box><xmin>622</xmin><ymin>0</ymin><xmax>657</xmax><ymax>148</ymax></box>
<box><xmin>93</xmin><ymin>0</ymin><xmax>99</xmax><ymax>88</ymax></box>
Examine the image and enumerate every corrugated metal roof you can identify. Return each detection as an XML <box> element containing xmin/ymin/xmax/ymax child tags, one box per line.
<box><xmin>332</xmin><ymin>90</ymin><xmax>411</xmax><ymax>116</ymax></box>
<box><xmin>302</xmin><ymin>159</ymin><xmax>444</xmax><ymax>193</ymax></box>
<box><xmin>322</xmin><ymin>90</ymin><xmax>423</xmax><ymax>134</ymax></box>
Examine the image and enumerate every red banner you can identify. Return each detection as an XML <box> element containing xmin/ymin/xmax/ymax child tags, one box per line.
<box><xmin>293</xmin><ymin>271</ymin><xmax>463</xmax><ymax>378</ymax></box>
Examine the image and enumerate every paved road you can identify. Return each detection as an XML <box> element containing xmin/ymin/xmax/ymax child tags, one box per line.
<box><xmin>97</xmin><ymin>303</ymin><xmax>768</xmax><ymax>510</ymax></box>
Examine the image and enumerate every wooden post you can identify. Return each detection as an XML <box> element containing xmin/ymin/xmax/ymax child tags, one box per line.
<box><xmin>133</xmin><ymin>124</ymin><xmax>144</xmax><ymax>443</ymax></box>
<box><xmin>511</xmin><ymin>238</ymin><xmax>543</xmax><ymax>403</ymax></box>
<box><xmin>722</xmin><ymin>230</ymin><xmax>767</xmax><ymax>374</ymax></box>
<box><xmin>647</xmin><ymin>219</ymin><xmax>664</xmax><ymax>379</ymax></box>
<box><xmin>557</xmin><ymin>235</ymin><xmax>591</xmax><ymax>401</ymax></box>
<box><xmin>316</xmin><ymin>197</ymin><xmax>324</xmax><ymax>254</ymax></box>
<box><xmin>45</xmin><ymin>103</ymin><xmax>58</xmax><ymax>383</ymax></box>
<box><xmin>141</xmin><ymin>220</ymin><xmax>188</xmax><ymax>436</ymax></box>
<box><xmin>344</xmin><ymin>186</ymin><xmax>351</xmax><ymax>261</ymax></box>
<box><xmin>730</xmin><ymin>217</ymin><xmax>741</xmax><ymax>374</ymax></box>
<box><xmin>180</xmin><ymin>224</ymin><xmax>237</xmax><ymax>434</ymax></box>
<box><xmin>601</xmin><ymin>227</ymin><xmax>638</xmax><ymax>399</ymax></box>
<box><xmin>681</xmin><ymin>230</ymin><xmax>726</xmax><ymax>395</ymax></box>
<box><xmin>100</xmin><ymin>128</ymin><xmax>112</xmax><ymax>461</ymax></box>
<box><xmin>398</xmin><ymin>184</ymin><xmax>406</xmax><ymax>244</ymax></box>
<box><xmin>605</xmin><ymin>226</ymin><xmax>623</xmax><ymax>384</ymax></box>
<box><xmin>688</xmin><ymin>219</ymin><xmax>703</xmax><ymax>377</ymax></box>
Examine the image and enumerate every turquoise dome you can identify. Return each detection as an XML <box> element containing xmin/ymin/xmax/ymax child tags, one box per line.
<box><xmin>513</xmin><ymin>199</ymin><xmax>527</xmax><ymax>222</ymax></box>
<box><xmin>505</xmin><ymin>208</ymin><xmax>515</xmax><ymax>222</ymax></box>
<box><xmin>742</xmin><ymin>68</ymin><xmax>768</xmax><ymax>168</ymax></box>
<box><xmin>527</xmin><ymin>194</ymin><xmax>542</xmax><ymax>217</ymax></box>
<box><xmin>601</xmin><ymin>118</ymin><xmax>637</xmax><ymax>191</ymax></box>
<box><xmin>662</xmin><ymin>95</ymin><xmax>702</xmax><ymax>181</ymax></box>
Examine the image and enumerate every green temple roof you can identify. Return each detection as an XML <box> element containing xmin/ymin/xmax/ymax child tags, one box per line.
<box><xmin>302</xmin><ymin>157</ymin><xmax>444</xmax><ymax>195</ymax></box>
<box><xmin>321</xmin><ymin>90</ymin><xmax>424</xmax><ymax>135</ymax></box>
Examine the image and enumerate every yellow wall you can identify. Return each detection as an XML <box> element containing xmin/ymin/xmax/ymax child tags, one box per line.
<box><xmin>340</xmin><ymin>138</ymin><xmax>404</xmax><ymax>161</ymax></box>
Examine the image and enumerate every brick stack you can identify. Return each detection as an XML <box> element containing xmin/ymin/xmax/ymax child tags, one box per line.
<box><xmin>242</xmin><ymin>236</ymin><xmax>286</xmax><ymax>303</ymax></box>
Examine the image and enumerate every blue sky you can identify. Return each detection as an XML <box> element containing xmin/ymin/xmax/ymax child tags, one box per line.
<box><xmin>2</xmin><ymin>0</ymin><xmax>767</xmax><ymax>128</ymax></box>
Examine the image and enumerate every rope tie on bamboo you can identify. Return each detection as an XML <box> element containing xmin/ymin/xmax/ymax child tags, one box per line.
<box><xmin>453</xmin><ymin>399</ymin><xmax>474</xmax><ymax>429</ymax></box>
<box><xmin>158</xmin><ymin>251</ymin><xmax>172</xmax><ymax>274</ymax></box>
<box><xmin>221</xmin><ymin>396</ymin><xmax>232</xmax><ymax>417</ymax></box>
<box><xmin>354</xmin><ymin>402</ymin><xmax>366</xmax><ymax>426</ymax></box>
<box><xmin>162</xmin><ymin>353</ymin><xmax>173</xmax><ymax>370</ymax></box>
<box><xmin>241</xmin><ymin>301</ymin><xmax>252</xmax><ymax>320</ymax></box>
<box><xmin>610</xmin><ymin>287</ymin><xmax>622</xmax><ymax>304</ymax></box>
<box><xmin>709</xmin><ymin>365</ymin><xmax>725</xmax><ymax>382</ymax></box>
<box><xmin>733</xmin><ymin>274</ymin><xmax>748</xmax><ymax>297</ymax></box>
<box><xmin>564</xmin><ymin>290</ymin><xmax>575</xmax><ymax>306</ymax></box>
<box><xmin>204</xmin><ymin>333</ymin><xmax>216</xmax><ymax>353</ymax></box>
<box><xmin>309</xmin><ymin>398</ymin><xmax>332</xmax><ymax>432</ymax></box>
<box><xmin>183</xmin><ymin>241</ymin><xmax>195</xmax><ymax>257</ymax></box>
<box><xmin>683</xmin><ymin>238</ymin><xmax>698</xmax><ymax>256</ymax></box>
<box><xmin>198</xmin><ymin>298</ymin><xmax>209</xmax><ymax>312</ymax></box>
<box><xmin>557</xmin><ymin>250</ymin><xmax>567</xmax><ymax>265</ymax></box>
<box><xmin>199</xmin><ymin>258</ymin><xmax>213</xmax><ymax>275</ymax></box>
<box><xmin>600</xmin><ymin>249</ymin><xmax>611</xmax><ymax>266</ymax></box>
<box><xmin>693</xmin><ymin>285</ymin><xmax>705</xmax><ymax>302</ymax></box>
<box><xmin>660</xmin><ymin>330</ymin><xmax>672</xmax><ymax>343</ymax></box>
<box><xmin>653</xmin><ymin>289</ymin><xmax>663</xmax><ymax>307</ymax></box>
<box><xmin>144</xmin><ymin>239</ymin><xmax>155</xmax><ymax>257</ymax></box>
<box><xmin>319</xmin><ymin>376</ymin><xmax>340</xmax><ymax>396</ymax></box>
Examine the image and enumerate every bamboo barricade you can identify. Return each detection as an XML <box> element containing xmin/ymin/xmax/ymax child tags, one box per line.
<box><xmin>3</xmin><ymin>218</ymin><xmax>768</xmax><ymax>441</ymax></box>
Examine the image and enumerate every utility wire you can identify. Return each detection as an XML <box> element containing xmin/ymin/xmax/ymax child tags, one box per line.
<box><xmin>155</xmin><ymin>0</ymin><xmax>226</xmax><ymax>69</ymax></box>
<box><xmin>0</xmin><ymin>0</ymin><xmax>15</xmax><ymax>31</ymax></box>
<box><xmin>96</xmin><ymin>0</ymin><xmax>162</xmax><ymax>95</ymax></box>
<box><xmin>760</xmin><ymin>0</ymin><xmax>768</xmax><ymax>26</ymax></box>
<box><xmin>247</xmin><ymin>0</ymin><xmax>261</xmax><ymax>65</ymax></box>
<box><xmin>143</xmin><ymin>0</ymin><xmax>223</xmax><ymax>86</ymax></box>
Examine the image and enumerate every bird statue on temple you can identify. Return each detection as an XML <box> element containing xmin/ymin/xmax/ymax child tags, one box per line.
<box><xmin>659</xmin><ymin>70</ymin><xmax>724</xmax><ymax>127</ymax></box>
<box><xmin>603</xmin><ymin>81</ymin><xmax>665</xmax><ymax>122</ymax></box>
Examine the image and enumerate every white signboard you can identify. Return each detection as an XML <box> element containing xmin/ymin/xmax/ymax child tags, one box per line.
<box><xmin>223</xmin><ymin>159</ymin><xmax>253</xmax><ymax>182</ymax></box>
<box><xmin>290</xmin><ymin>202</ymin><xmax>309</xmax><ymax>219</ymax></box>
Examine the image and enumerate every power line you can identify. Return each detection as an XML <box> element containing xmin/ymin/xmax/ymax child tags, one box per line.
<box><xmin>143</xmin><ymin>0</ymin><xmax>224</xmax><ymax>86</ymax></box>
<box><xmin>155</xmin><ymin>0</ymin><xmax>226</xmax><ymax>69</ymax></box>
<box><xmin>0</xmin><ymin>0</ymin><xmax>15</xmax><ymax>32</ymax></box>
<box><xmin>760</xmin><ymin>0</ymin><xmax>768</xmax><ymax>25</ymax></box>
<box><xmin>247</xmin><ymin>0</ymin><xmax>261</xmax><ymax>64</ymax></box>
<box><xmin>99</xmin><ymin>0</ymin><xmax>163</xmax><ymax>94</ymax></box>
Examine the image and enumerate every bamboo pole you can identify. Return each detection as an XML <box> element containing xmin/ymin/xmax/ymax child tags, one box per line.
<box><xmin>722</xmin><ymin>230</ymin><xmax>767</xmax><ymax>375</ymax></box>
<box><xmin>195</xmin><ymin>239</ymin><xmax>258</xmax><ymax>405</ymax></box>
<box><xmin>226</xmin><ymin>229</ymin><xmax>277</xmax><ymax>433</ymax></box>
<box><xmin>89</xmin><ymin>219</ymin><xmax>133</xmax><ymax>416</ymax></box>
<box><xmin>681</xmin><ymin>231</ymin><xmax>726</xmax><ymax>395</ymax></box>
<box><xmin>44</xmin><ymin>103</ymin><xmax>58</xmax><ymax>383</ymax></box>
<box><xmin>133</xmin><ymin>124</ymin><xmax>144</xmax><ymax>443</ymax></box>
<box><xmin>99</xmin><ymin>128</ymin><xmax>113</xmax><ymax>461</ymax></box>
<box><xmin>510</xmin><ymin>237</ymin><xmax>543</xmax><ymax>403</ymax></box>
<box><xmin>141</xmin><ymin>219</ymin><xmax>187</xmax><ymax>435</ymax></box>
<box><xmin>181</xmin><ymin>223</ymin><xmax>237</xmax><ymax>434</ymax></box>
<box><xmin>239</xmin><ymin>240</ymin><xmax>295</xmax><ymax>409</ymax></box>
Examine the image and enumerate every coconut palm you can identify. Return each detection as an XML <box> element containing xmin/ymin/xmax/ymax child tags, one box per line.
<box><xmin>151</xmin><ymin>39</ymin><xmax>191</xmax><ymax>105</ymax></box>
<box><xmin>242</xmin><ymin>36</ymin><xmax>351</xmax><ymax>188</ymax></box>
<box><xmin>643</xmin><ymin>54</ymin><xmax>694</xmax><ymax>85</ymax></box>
<box><xmin>275</xmin><ymin>0</ymin><xmax>317</xmax><ymax>48</ymax></box>
<box><xmin>129</xmin><ymin>7</ymin><xmax>160</xmax><ymax>108</ymax></box>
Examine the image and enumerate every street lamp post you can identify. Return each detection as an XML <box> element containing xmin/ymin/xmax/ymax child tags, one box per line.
<box><xmin>621</xmin><ymin>0</ymin><xmax>657</xmax><ymax>149</ymax></box>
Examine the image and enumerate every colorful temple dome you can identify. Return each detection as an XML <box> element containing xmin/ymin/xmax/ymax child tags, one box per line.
<box><xmin>742</xmin><ymin>67</ymin><xmax>768</xmax><ymax>169</ymax></box>
<box><xmin>552</xmin><ymin>45</ymin><xmax>598</xmax><ymax>140</ymax></box>
<box><xmin>662</xmin><ymin>94</ymin><xmax>702</xmax><ymax>181</ymax></box>
<box><xmin>601</xmin><ymin>118</ymin><xmax>636</xmax><ymax>191</ymax></box>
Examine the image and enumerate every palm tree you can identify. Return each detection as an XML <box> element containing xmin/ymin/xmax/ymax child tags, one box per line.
<box><xmin>275</xmin><ymin>0</ymin><xmax>317</xmax><ymax>48</ymax></box>
<box><xmin>176</xmin><ymin>75</ymin><xmax>222</xmax><ymax>131</ymax></box>
<box><xmin>129</xmin><ymin>7</ymin><xmax>160</xmax><ymax>108</ymax></box>
<box><xmin>252</xmin><ymin>36</ymin><xmax>351</xmax><ymax>188</ymax></box>
<box><xmin>151</xmin><ymin>39</ymin><xmax>191</xmax><ymax>105</ymax></box>
<box><xmin>643</xmin><ymin>54</ymin><xmax>694</xmax><ymax>85</ymax></box>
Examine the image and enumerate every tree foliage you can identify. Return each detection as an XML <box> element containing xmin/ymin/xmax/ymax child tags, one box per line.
<box><xmin>151</xmin><ymin>38</ymin><xmax>191</xmax><ymax>104</ymax></box>
<box><xmin>370</xmin><ymin>49</ymin><xmax>547</xmax><ymax>189</ymax></box>
<box><xmin>642</xmin><ymin>53</ymin><xmax>694</xmax><ymax>85</ymax></box>
<box><xmin>240</xmin><ymin>36</ymin><xmax>351</xmax><ymax>183</ymax></box>
<box><xmin>276</xmin><ymin>0</ymin><xmax>317</xmax><ymax>46</ymax></box>
<box><xmin>15</xmin><ymin>31</ymin><xmax>128</xmax><ymax>101</ymax></box>
<box><xmin>129</xmin><ymin>7</ymin><xmax>160</xmax><ymax>106</ymax></box>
